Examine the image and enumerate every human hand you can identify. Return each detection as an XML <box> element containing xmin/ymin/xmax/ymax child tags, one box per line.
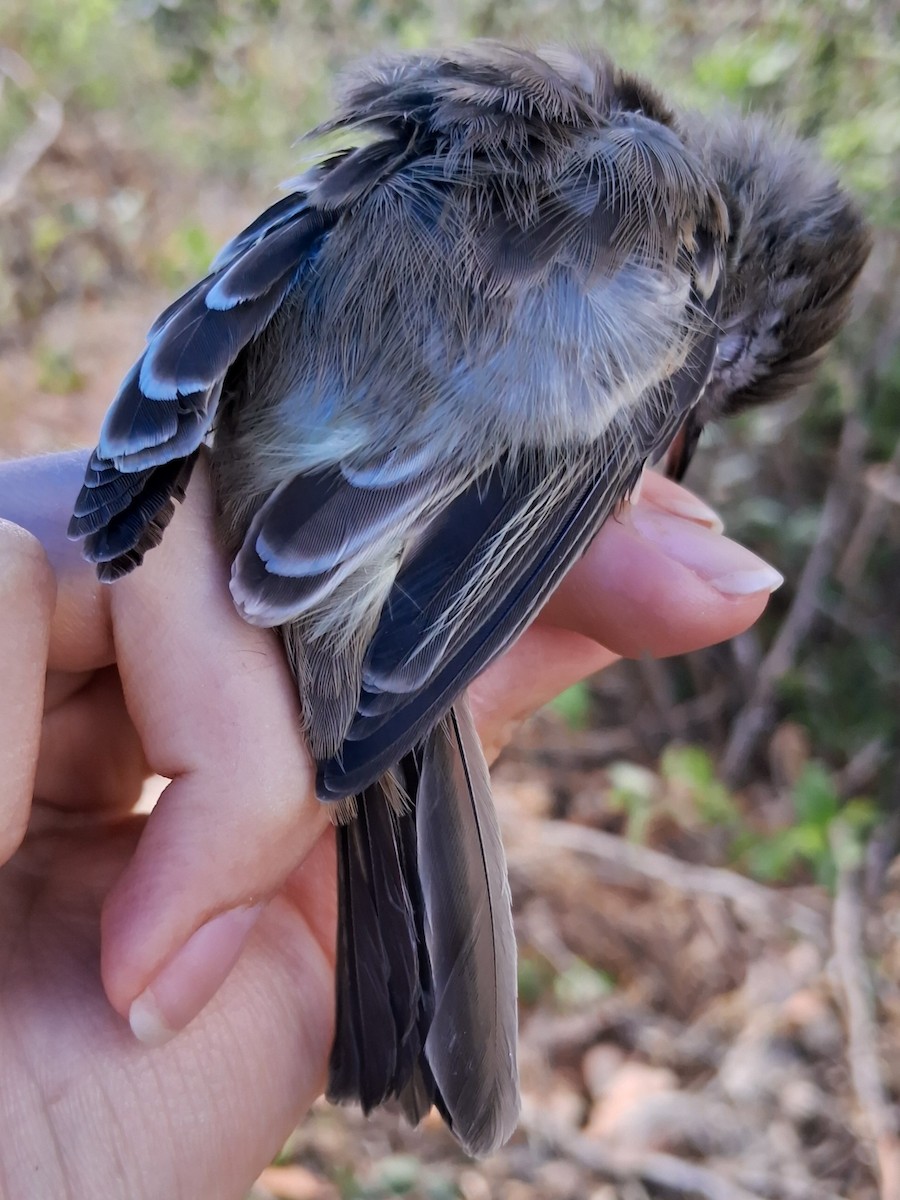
<box><xmin>0</xmin><ymin>450</ymin><xmax>779</xmax><ymax>1199</ymax></box>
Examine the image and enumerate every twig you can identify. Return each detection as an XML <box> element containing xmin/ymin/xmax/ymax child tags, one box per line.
<box><xmin>726</xmin><ymin>626</ymin><xmax>764</xmax><ymax>701</ymax></box>
<box><xmin>637</xmin><ymin>654</ymin><xmax>689</xmax><ymax>741</ymax></box>
<box><xmin>835</xmin><ymin>737</ymin><xmax>889</xmax><ymax>800</ymax></box>
<box><xmin>721</xmin><ymin>412</ymin><xmax>866</xmax><ymax>785</ymax></box>
<box><xmin>837</xmin><ymin>440</ymin><xmax>900</xmax><ymax>590</ymax></box>
<box><xmin>525</xmin><ymin>992</ymin><xmax>722</xmax><ymax>1071</ymax></box>
<box><xmin>829</xmin><ymin>821</ymin><xmax>900</xmax><ymax>1200</ymax></box>
<box><xmin>668</xmin><ymin>681</ymin><xmax>736</xmax><ymax>734</ymax></box>
<box><xmin>0</xmin><ymin>49</ymin><xmax>64</xmax><ymax>211</ymax></box>
<box><xmin>865</xmin><ymin>803</ymin><xmax>900</xmax><ymax>903</ymax></box>
<box><xmin>834</xmin><ymin>241</ymin><xmax>900</xmax><ymax>600</ymax></box>
<box><xmin>728</xmin><ymin>1168</ymin><xmax>846</xmax><ymax>1200</ymax></box>
<box><xmin>524</xmin><ymin>1114</ymin><xmax>765</xmax><ymax>1200</ymax></box>
<box><xmin>512</xmin><ymin>820</ymin><xmax>827</xmax><ymax>945</ymax></box>
<box><xmin>504</xmin><ymin>727</ymin><xmax>642</xmax><ymax>766</ymax></box>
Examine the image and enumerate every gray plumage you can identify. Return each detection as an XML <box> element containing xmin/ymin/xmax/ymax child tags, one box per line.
<box><xmin>68</xmin><ymin>43</ymin><xmax>870</xmax><ymax>1155</ymax></box>
<box><xmin>417</xmin><ymin>700</ymin><xmax>518</xmax><ymax>1152</ymax></box>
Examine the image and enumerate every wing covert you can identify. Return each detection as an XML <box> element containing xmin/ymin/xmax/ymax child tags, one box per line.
<box><xmin>317</xmin><ymin>283</ymin><xmax>721</xmax><ymax>799</ymax></box>
<box><xmin>67</xmin><ymin>196</ymin><xmax>333</xmax><ymax>578</ymax></box>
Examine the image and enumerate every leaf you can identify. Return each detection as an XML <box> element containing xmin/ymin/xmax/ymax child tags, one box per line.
<box><xmin>791</xmin><ymin>762</ymin><xmax>840</xmax><ymax>827</ymax></box>
<box><xmin>546</xmin><ymin>682</ymin><xmax>593</xmax><ymax>729</ymax></box>
<box><xmin>660</xmin><ymin>744</ymin><xmax>740</xmax><ymax>826</ymax></box>
<box><xmin>607</xmin><ymin>761</ymin><xmax>658</xmax><ymax>843</ymax></box>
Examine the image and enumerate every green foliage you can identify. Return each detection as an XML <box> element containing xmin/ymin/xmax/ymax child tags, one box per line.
<box><xmin>606</xmin><ymin>748</ymin><xmax>878</xmax><ymax>891</ymax></box>
<box><xmin>608</xmin><ymin>747</ymin><xmax>741</xmax><ymax>841</ymax></box>
<box><xmin>334</xmin><ymin>1153</ymin><xmax>460</xmax><ymax>1199</ymax></box>
<box><xmin>546</xmin><ymin>681</ymin><xmax>593</xmax><ymax>730</ymax></box>
<box><xmin>692</xmin><ymin>34</ymin><xmax>802</xmax><ymax>98</ymax></box>
<box><xmin>152</xmin><ymin>220</ymin><xmax>219</xmax><ymax>288</ymax></box>
<box><xmin>0</xmin><ymin>69</ymin><xmax>38</xmax><ymax>153</ymax></box>
<box><xmin>5</xmin><ymin>0</ymin><xmax>898</xmax><ymax>194</ymax></box>
<box><xmin>518</xmin><ymin>949</ymin><xmax>616</xmax><ymax>1008</ymax></box>
<box><xmin>607</xmin><ymin>761</ymin><xmax>659</xmax><ymax>843</ymax></box>
<box><xmin>735</xmin><ymin>762</ymin><xmax>878</xmax><ymax>889</ymax></box>
<box><xmin>35</xmin><ymin>346</ymin><xmax>85</xmax><ymax>394</ymax></box>
<box><xmin>517</xmin><ymin>951</ymin><xmax>552</xmax><ymax>1005</ymax></box>
<box><xmin>368</xmin><ymin>1155</ymin><xmax>423</xmax><ymax>1195</ymax></box>
<box><xmin>29</xmin><ymin>213</ymin><xmax>68</xmax><ymax>261</ymax></box>
<box><xmin>660</xmin><ymin>744</ymin><xmax>741</xmax><ymax>827</ymax></box>
<box><xmin>865</xmin><ymin>345</ymin><xmax>900</xmax><ymax>461</ymax></box>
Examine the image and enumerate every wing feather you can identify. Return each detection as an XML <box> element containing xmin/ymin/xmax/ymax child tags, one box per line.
<box><xmin>230</xmin><ymin>466</ymin><xmax>453</xmax><ymax>626</ymax></box>
<box><xmin>69</xmin><ymin>202</ymin><xmax>336</xmax><ymax>576</ymax></box>
<box><xmin>317</xmin><ymin>292</ymin><xmax>719</xmax><ymax>799</ymax></box>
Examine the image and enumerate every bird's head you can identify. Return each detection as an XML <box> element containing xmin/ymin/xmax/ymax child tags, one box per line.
<box><xmin>663</xmin><ymin>113</ymin><xmax>870</xmax><ymax>478</ymax></box>
<box><xmin>696</xmin><ymin>114</ymin><xmax>871</xmax><ymax>418</ymax></box>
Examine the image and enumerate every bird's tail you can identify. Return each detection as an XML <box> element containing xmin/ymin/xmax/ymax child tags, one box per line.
<box><xmin>326</xmin><ymin>697</ymin><xmax>519</xmax><ymax>1157</ymax></box>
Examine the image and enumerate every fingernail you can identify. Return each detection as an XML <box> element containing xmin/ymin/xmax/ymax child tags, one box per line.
<box><xmin>129</xmin><ymin>903</ymin><xmax>265</xmax><ymax>1046</ymax></box>
<box><xmin>631</xmin><ymin>509</ymin><xmax>784</xmax><ymax>596</ymax></box>
<box><xmin>647</xmin><ymin>488</ymin><xmax>724</xmax><ymax>534</ymax></box>
<box><xmin>706</xmin><ymin>567</ymin><xmax>785</xmax><ymax>596</ymax></box>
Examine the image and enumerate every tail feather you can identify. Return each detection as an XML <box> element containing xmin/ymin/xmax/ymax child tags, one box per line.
<box><xmin>417</xmin><ymin>701</ymin><xmax>520</xmax><ymax>1156</ymax></box>
<box><xmin>330</xmin><ymin>808</ymin><xmax>397</xmax><ymax>1111</ymax></box>
<box><xmin>326</xmin><ymin>698</ymin><xmax>519</xmax><ymax>1157</ymax></box>
<box><xmin>329</xmin><ymin>787</ymin><xmax>422</xmax><ymax>1112</ymax></box>
<box><xmin>393</xmin><ymin>771</ymin><xmax>439</xmax><ymax>1128</ymax></box>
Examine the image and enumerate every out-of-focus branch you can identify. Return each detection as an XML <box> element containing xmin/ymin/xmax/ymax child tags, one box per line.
<box><xmin>524</xmin><ymin>1113</ymin><xmax>814</xmax><ymax>1200</ymax></box>
<box><xmin>837</xmin><ymin>439</ymin><xmax>900</xmax><ymax>590</ymax></box>
<box><xmin>0</xmin><ymin>49</ymin><xmax>64</xmax><ymax>211</ymax></box>
<box><xmin>512</xmin><ymin>819</ymin><xmax>827</xmax><ymax>945</ymax></box>
<box><xmin>721</xmin><ymin>412</ymin><xmax>867</xmax><ymax>785</ymax></box>
<box><xmin>830</xmin><ymin>822</ymin><xmax>900</xmax><ymax>1200</ymax></box>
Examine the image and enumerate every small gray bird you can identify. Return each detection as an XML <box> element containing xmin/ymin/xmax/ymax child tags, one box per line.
<box><xmin>69</xmin><ymin>44</ymin><xmax>869</xmax><ymax>1155</ymax></box>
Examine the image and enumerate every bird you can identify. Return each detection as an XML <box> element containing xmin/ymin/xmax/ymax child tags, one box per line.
<box><xmin>68</xmin><ymin>43</ymin><xmax>870</xmax><ymax>1156</ymax></box>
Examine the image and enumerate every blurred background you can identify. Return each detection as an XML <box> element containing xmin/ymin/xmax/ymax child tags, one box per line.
<box><xmin>1</xmin><ymin>1</ymin><xmax>898</xmax><ymax>1196</ymax></box>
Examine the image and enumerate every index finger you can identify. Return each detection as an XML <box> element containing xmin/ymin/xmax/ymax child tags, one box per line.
<box><xmin>0</xmin><ymin>520</ymin><xmax>55</xmax><ymax>864</ymax></box>
<box><xmin>0</xmin><ymin>452</ymin><xmax>114</xmax><ymax>673</ymax></box>
<box><xmin>83</xmin><ymin>456</ymin><xmax>328</xmax><ymax>1020</ymax></box>
<box><xmin>0</xmin><ymin>452</ymin><xmax>328</xmax><ymax>1032</ymax></box>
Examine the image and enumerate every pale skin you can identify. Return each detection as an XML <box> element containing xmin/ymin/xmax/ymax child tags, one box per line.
<box><xmin>0</xmin><ymin>451</ymin><xmax>780</xmax><ymax>1199</ymax></box>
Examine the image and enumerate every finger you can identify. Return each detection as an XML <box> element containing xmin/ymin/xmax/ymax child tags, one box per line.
<box><xmin>0</xmin><ymin>454</ymin><xmax>151</xmax><ymax>810</ymax></box>
<box><xmin>541</xmin><ymin>470</ymin><xmax>782</xmax><ymax>657</ymax></box>
<box><xmin>471</xmin><ymin>628</ymin><xmax>615</xmax><ymax>763</ymax></box>
<box><xmin>35</xmin><ymin>666</ymin><xmax>149</xmax><ymax>811</ymax></box>
<box><xmin>99</xmin><ymin>455</ymin><xmax>330</xmax><ymax>1043</ymax></box>
<box><xmin>0</xmin><ymin>452</ymin><xmax>113</xmax><ymax>673</ymax></box>
<box><xmin>0</xmin><ymin>453</ymin><xmax>329</xmax><ymax>1028</ymax></box>
<box><xmin>1</xmin><ymin>810</ymin><xmax>335</xmax><ymax>1200</ymax></box>
<box><xmin>472</xmin><ymin>473</ymin><xmax>779</xmax><ymax>759</ymax></box>
<box><xmin>0</xmin><ymin>521</ymin><xmax>56</xmax><ymax>864</ymax></box>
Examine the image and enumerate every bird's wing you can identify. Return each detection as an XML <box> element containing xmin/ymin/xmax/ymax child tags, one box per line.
<box><xmin>67</xmin><ymin>195</ymin><xmax>332</xmax><ymax>577</ymax></box>
<box><xmin>315</xmin><ymin>296</ymin><xmax>720</xmax><ymax>799</ymax></box>
<box><xmin>219</xmin><ymin>62</ymin><xmax>728</xmax><ymax>794</ymax></box>
<box><xmin>225</xmin><ymin>258</ymin><xmax>721</xmax><ymax>797</ymax></box>
<box><xmin>71</xmin><ymin>49</ymin><xmax>727</xmax><ymax>585</ymax></box>
<box><xmin>67</xmin><ymin>131</ymin><xmax>424</xmax><ymax>580</ymax></box>
<box><xmin>71</xmin><ymin>50</ymin><xmax>724</xmax><ymax>766</ymax></box>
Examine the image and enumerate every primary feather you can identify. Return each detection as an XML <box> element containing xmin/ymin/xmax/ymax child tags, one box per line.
<box><xmin>69</xmin><ymin>42</ymin><xmax>868</xmax><ymax>1154</ymax></box>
